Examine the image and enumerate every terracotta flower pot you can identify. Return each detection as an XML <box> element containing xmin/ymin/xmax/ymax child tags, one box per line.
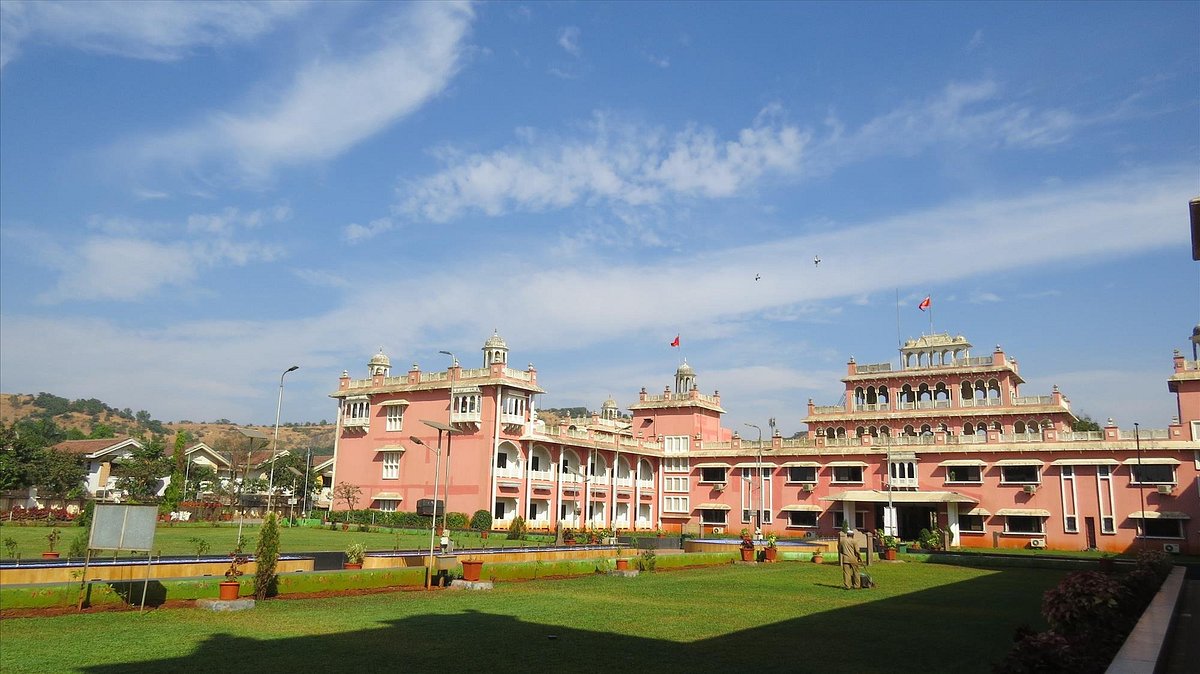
<box><xmin>740</xmin><ymin>547</ymin><xmax>755</xmax><ymax>562</ymax></box>
<box><xmin>41</xmin><ymin>551</ymin><xmax>61</xmax><ymax>559</ymax></box>
<box><xmin>812</xmin><ymin>554</ymin><xmax>824</xmax><ymax>564</ymax></box>
<box><xmin>884</xmin><ymin>548</ymin><xmax>897</xmax><ymax>561</ymax></box>
<box><xmin>461</xmin><ymin>560</ymin><xmax>484</xmax><ymax>582</ymax></box>
<box><xmin>615</xmin><ymin>558</ymin><xmax>629</xmax><ymax>571</ymax></box>
<box><xmin>343</xmin><ymin>563</ymin><xmax>363</xmax><ymax>570</ymax></box>
<box><xmin>218</xmin><ymin>581</ymin><xmax>240</xmax><ymax>600</ymax></box>
<box><xmin>764</xmin><ymin>547</ymin><xmax>778</xmax><ymax>562</ymax></box>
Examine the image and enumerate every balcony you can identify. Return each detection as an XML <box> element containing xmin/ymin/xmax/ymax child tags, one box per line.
<box><xmin>529</xmin><ymin>469</ymin><xmax>554</xmax><ymax>482</ymax></box>
<box><xmin>960</xmin><ymin>398</ymin><xmax>1003</xmax><ymax>408</ymax></box>
<box><xmin>1014</xmin><ymin>395</ymin><xmax>1054</xmax><ymax>406</ymax></box>
<box><xmin>500</xmin><ymin>412</ymin><xmax>525</xmax><ymax>426</ymax></box>
<box><xmin>854</xmin><ymin>403</ymin><xmax>890</xmax><ymax>412</ymax></box>
<box><xmin>343</xmin><ymin>417</ymin><xmax>369</xmax><ymax>429</ymax></box>
<box><xmin>495</xmin><ymin>467</ymin><xmax>522</xmax><ymax>481</ymax></box>
<box><xmin>450</xmin><ymin>410</ymin><xmax>482</xmax><ymax>424</ymax></box>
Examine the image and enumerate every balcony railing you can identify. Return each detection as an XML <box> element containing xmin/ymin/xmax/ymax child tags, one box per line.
<box><xmin>501</xmin><ymin>413</ymin><xmax>525</xmax><ymax>426</ymax></box>
<box><xmin>1014</xmin><ymin>395</ymin><xmax>1054</xmax><ymax>406</ymax></box>
<box><xmin>1119</xmin><ymin>429</ymin><xmax>1169</xmax><ymax>440</ymax></box>
<box><xmin>952</xmin><ymin>434</ymin><xmax>986</xmax><ymax>444</ymax></box>
<box><xmin>343</xmin><ymin>417</ymin><xmax>369</xmax><ymax>428</ymax></box>
<box><xmin>960</xmin><ymin>398</ymin><xmax>1003</xmax><ymax>408</ymax></box>
<box><xmin>450</xmin><ymin>411</ymin><xmax>482</xmax><ymax>424</ymax></box>
<box><xmin>855</xmin><ymin>362</ymin><xmax>893</xmax><ymax>374</ymax></box>
<box><xmin>854</xmin><ymin>403</ymin><xmax>890</xmax><ymax>412</ymax></box>
<box><xmin>495</xmin><ymin>468</ymin><xmax>522</xmax><ymax>480</ymax></box>
<box><xmin>1058</xmin><ymin>431</ymin><xmax>1104</xmax><ymax>441</ymax></box>
<box><xmin>916</xmin><ymin>400</ymin><xmax>951</xmax><ymax>410</ymax></box>
<box><xmin>812</xmin><ymin>405</ymin><xmax>844</xmax><ymax>414</ymax></box>
<box><xmin>529</xmin><ymin>470</ymin><xmax>554</xmax><ymax>482</ymax></box>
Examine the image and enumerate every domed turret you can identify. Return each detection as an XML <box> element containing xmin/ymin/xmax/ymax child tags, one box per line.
<box><xmin>601</xmin><ymin>395</ymin><xmax>619</xmax><ymax>420</ymax></box>
<box><xmin>675</xmin><ymin>360</ymin><xmax>696</xmax><ymax>394</ymax></box>
<box><xmin>483</xmin><ymin>330</ymin><xmax>509</xmax><ymax>366</ymax></box>
<box><xmin>368</xmin><ymin>349</ymin><xmax>391</xmax><ymax>377</ymax></box>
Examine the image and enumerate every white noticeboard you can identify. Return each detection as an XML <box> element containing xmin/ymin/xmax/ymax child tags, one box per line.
<box><xmin>89</xmin><ymin>504</ymin><xmax>158</xmax><ymax>552</ymax></box>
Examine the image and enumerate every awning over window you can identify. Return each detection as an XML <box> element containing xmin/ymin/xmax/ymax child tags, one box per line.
<box><xmin>782</xmin><ymin>461</ymin><xmax>822</xmax><ymax>467</ymax></box>
<box><xmin>733</xmin><ymin>462</ymin><xmax>775</xmax><ymax>469</ymax></box>
<box><xmin>693</xmin><ymin>462</ymin><xmax>732</xmax><ymax>469</ymax></box>
<box><xmin>822</xmin><ymin>490</ymin><xmax>976</xmax><ymax>504</ymax></box>
<box><xmin>345</xmin><ymin>395</ymin><xmax>370</xmax><ymax>402</ymax></box>
<box><xmin>374</xmin><ymin>445</ymin><xmax>407</xmax><ymax>453</ymax></box>
<box><xmin>994</xmin><ymin>459</ymin><xmax>1045</xmax><ymax>467</ymax></box>
<box><xmin>1129</xmin><ymin>511</ymin><xmax>1190</xmax><ymax>519</ymax></box>
<box><xmin>965</xmin><ymin>507</ymin><xmax>991</xmax><ymax>516</ymax></box>
<box><xmin>695</xmin><ymin>503</ymin><xmax>731</xmax><ymax>510</ymax></box>
<box><xmin>780</xmin><ymin>504</ymin><xmax>823</xmax><ymax>512</ymax></box>
<box><xmin>996</xmin><ymin>508</ymin><xmax>1050</xmax><ymax>517</ymax></box>
<box><xmin>379</xmin><ymin>399</ymin><xmax>410</xmax><ymax>407</ymax></box>
<box><xmin>372</xmin><ymin>492</ymin><xmax>402</xmax><ymax>501</ymax></box>
<box><xmin>826</xmin><ymin>461</ymin><xmax>868</xmax><ymax>468</ymax></box>
<box><xmin>1051</xmin><ymin>458</ymin><xmax>1119</xmax><ymax>466</ymax></box>
<box><xmin>939</xmin><ymin>459</ymin><xmax>988</xmax><ymax>467</ymax></box>
<box><xmin>1121</xmin><ymin>457</ymin><xmax>1181</xmax><ymax>465</ymax></box>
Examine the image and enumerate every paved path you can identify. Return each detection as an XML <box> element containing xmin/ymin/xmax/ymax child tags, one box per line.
<box><xmin>1163</xmin><ymin>579</ymin><xmax>1199</xmax><ymax>673</ymax></box>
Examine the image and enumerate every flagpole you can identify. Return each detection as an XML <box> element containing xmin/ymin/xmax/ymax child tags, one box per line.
<box><xmin>927</xmin><ymin>292</ymin><xmax>934</xmax><ymax>335</ymax></box>
<box><xmin>895</xmin><ymin>288</ymin><xmax>902</xmax><ymax>365</ymax></box>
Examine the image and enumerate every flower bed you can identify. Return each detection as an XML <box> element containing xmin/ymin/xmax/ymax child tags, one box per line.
<box><xmin>3</xmin><ymin>507</ymin><xmax>76</xmax><ymax>523</ymax></box>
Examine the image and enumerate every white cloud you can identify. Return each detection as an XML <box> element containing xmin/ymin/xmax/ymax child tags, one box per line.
<box><xmin>0</xmin><ymin>0</ymin><xmax>305</xmax><ymax>70</ymax></box>
<box><xmin>645</xmin><ymin>53</ymin><xmax>670</xmax><ymax>68</ymax></box>
<box><xmin>128</xmin><ymin>2</ymin><xmax>475</xmax><ymax>183</ymax></box>
<box><xmin>342</xmin><ymin>217</ymin><xmax>395</xmax><ymax>244</ymax></box>
<box><xmin>36</xmin><ymin>207</ymin><xmax>287</xmax><ymax>303</ymax></box>
<box><xmin>967</xmin><ymin>29</ymin><xmax>984</xmax><ymax>52</ymax></box>
<box><xmin>400</xmin><ymin>81</ymin><xmax>1083</xmax><ymax>224</ymax></box>
<box><xmin>557</xmin><ymin>26</ymin><xmax>581</xmax><ymax>57</ymax></box>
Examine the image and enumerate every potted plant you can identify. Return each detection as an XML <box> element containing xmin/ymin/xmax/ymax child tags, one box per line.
<box><xmin>812</xmin><ymin>550</ymin><xmax>825</xmax><ymax>564</ymax></box>
<box><xmin>344</xmin><ymin>542</ymin><xmax>366</xmax><ymax>569</ymax></box>
<box><xmin>740</xmin><ymin>527</ymin><xmax>752</xmax><ymax>543</ymax></box>
<box><xmin>219</xmin><ymin>553</ymin><xmax>247</xmax><ymax>600</ymax></box>
<box><xmin>42</xmin><ymin>528</ymin><xmax>62</xmax><ymax>559</ymax></box>
<box><xmin>563</xmin><ymin>528</ymin><xmax>576</xmax><ymax>545</ymax></box>
<box><xmin>763</xmin><ymin>534</ymin><xmax>779</xmax><ymax>562</ymax></box>
<box><xmin>740</xmin><ymin>536</ymin><xmax>756</xmax><ymax>562</ymax></box>
<box><xmin>470</xmin><ymin>509</ymin><xmax>492</xmax><ymax>543</ymax></box>
<box><xmin>461</xmin><ymin>557</ymin><xmax>484</xmax><ymax>582</ymax></box>
<box><xmin>877</xmin><ymin>530</ymin><xmax>900</xmax><ymax>561</ymax></box>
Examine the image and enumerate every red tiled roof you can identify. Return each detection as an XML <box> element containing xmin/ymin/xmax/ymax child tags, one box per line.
<box><xmin>51</xmin><ymin>437</ymin><xmax>137</xmax><ymax>456</ymax></box>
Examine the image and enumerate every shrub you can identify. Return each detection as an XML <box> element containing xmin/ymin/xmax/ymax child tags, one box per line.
<box><xmin>635</xmin><ymin>549</ymin><xmax>657</xmax><ymax>572</ymax></box>
<box><xmin>1041</xmin><ymin>571</ymin><xmax>1128</xmax><ymax>640</ymax></box>
<box><xmin>77</xmin><ymin>501</ymin><xmax>95</xmax><ymax>528</ymax></box>
<box><xmin>68</xmin><ymin>531</ymin><xmax>88</xmax><ymax>558</ymax></box>
<box><xmin>445</xmin><ymin>511</ymin><xmax>469</xmax><ymax>529</ymax></box>
<box><xmin>188</xmin><ymin>536</ymin><xmax>210</xmax><ymax>559</ymax></box>
<box><xmin>254</xmin><ymin>513</ymin><xmax>280</xmax><ymax>600</ymax></box>
<box><xmin>507</xmin><ymin>516</ymin><xmax>527</xmax><ymax>540</ymax></box>
<box><xmin>470</xmin><ymin>509</ymin><xmax>492</xmax><ymax>532</ymax></box>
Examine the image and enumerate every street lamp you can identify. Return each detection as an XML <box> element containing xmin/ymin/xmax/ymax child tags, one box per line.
<box><xmin>267</xmin><ymin>365</ymin><xmax>300</xmax><ymax>513</ymax></box>
<box><xmin>409</xmin><ymin>429</ymin><xmax>455</xmax><ymax>590</ymax></box>
<box><xmin>745</xmin><ymin>423</ymin><xmax>763</xmax><ymax>538</ymax></box>
<box><xmin>436</xmin><ymin>350</ymin><xmax>457</xmax><ymax>534</ymax></box>
<box><xmin>1134</xmin><ymin>421</ymin><xmax>1145</xmax><ymax>545</ymax></box>
<box><xmin>422</xmin><ymin>419</ymin><xmax>461</xmax><ymax>542</ymax></box>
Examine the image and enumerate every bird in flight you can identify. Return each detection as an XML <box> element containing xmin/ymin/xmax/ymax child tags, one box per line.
<box><xmin>755</xmin><ymin>274</ymin><xmax>761</xmax><ymax>281</ymax></box>
<box><xmin>813</xmin><ymin>255</ymin><xmax>821</xmax><ymax>267</ymax></box>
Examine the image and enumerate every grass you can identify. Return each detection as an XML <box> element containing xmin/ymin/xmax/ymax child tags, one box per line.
<box><xmin>0</xmin><ymin>522</ymin><xmax>549</xmax><ymax>560</ymax></box>
<box><xmin>0</xmin><ymin>561</ymin><xmax>1062</xmax><ymax>673</ymax></box>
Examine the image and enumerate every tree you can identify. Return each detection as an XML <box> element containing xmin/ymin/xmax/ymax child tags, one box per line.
<box><xmin>88</xmin><ymin>423</ymin><xmax>115</xmax><ymax>439</ymax></box>
<box><xmin>65</xmin><ymin>428</ymin><xmax>87</xmax><ymax>440</ymax></box>
<box><xmin>1072</xmin><ymin>414</ymin><xmax>1101</xmax><ymax>432</ymax></box>
<box><xmin>32</xmin><ymin>449</ymin><xmax>86</xmax><ymax>502</ymax></box>
<box><xmin>112</xmin><ymin>435</ymin><xmax>171</xmax><ymax>503</ymax></box>
<box><xmin>262</xmin><ymin>451</ymin><xmax>319</xmax><ymax>502</ymax></box>
<box><xmin>0</xmin><ymin>424</ymin><xmax>42</xmax><ymax>491</ymax></box>
<box><xmin>254</xmin><ymin>512</ymin><xmax>280</xmax><ymax>600</ymax></box>
<box><xmin>334</xmin><ymin>482</ymin><xmax>362</xmax><ymax>511</ymax></box>
<box><xmin>13</xmin><ymin>417</ymin><xmax>65</xmax><ymax>449</ymax></box>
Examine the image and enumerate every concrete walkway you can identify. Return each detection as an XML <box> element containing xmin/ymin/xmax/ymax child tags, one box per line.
<box><xmin>1163</xmin><ymin>579</ymin><xmax>1200</xmax><ymax>674</ymax></box>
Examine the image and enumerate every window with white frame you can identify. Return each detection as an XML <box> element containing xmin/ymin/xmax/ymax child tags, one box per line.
<box><xmin>664</xmin><ymin>476</ymin><xmax>689</xmax><ymax>492</ymax></box>
<box><xmin>663</xmin><ymin>457</ymin><xmax>689</xmax><ymax>473</ymax></box>
<box><xmin>382</xmin><ymin>453</ymin><xmax>399</xmax><ymax>479</ymax></box>
<box><xmin>1139</xmin><ymin>518</ymin><xmax>1185</xmax><ymax>538</ymax></box>
<box><xmin>1000</xmin><ymin>465</ymin><xmax>1040</xmax><ymax>484</ymax></box>
<box><xmin>700</xmin><ymin>467</ymin><xmax>727</xmax><ymax>483</ymax></box>
<box><xmin>344</xmin><ymin>399</ymin><xmax>369</xmax><ymax>425</ymax></box>
<box><xmin>663</xmin><ymin>435</ymin><xmax>690</xmax><ymax>455</ymax></box>
<box><xmin>787</xmin><ymin>511</ymin><xmax>818</xmax><ymax>528</ymax></box>
<box><xmin>452</xmin><ymin>391</ymin><xmax>481</xmax><ymax>416</ymax></box>
<box><xmin>959</xmin><ymin>514</ymin><xmax>985</xmax><ymax>533</ymax></box>
<box><xmin>502</xmin><ymin>394</ymin><xmax>527</xmax><ymax>418</ymax></box>
<box><xmin>1130</xmin><ymin>464</ymin><xmax>1175</xmax><ymax>484</ymax></box>
<box><xmin>889</xmin><ymin>461</ymin><xmax>917</xmax><ymax>488</ymax></box>
<box><xmin>1097</xmin><ymin>465</ymin><xmax>1116</xmax><ymax>533</ymax></box>
<box><xmin>787</xmin><ymin>466</ymin><xmax>817</xmax><ymax>483</ymax></box>
<box><xmin>1003</xmin><ymin>515</ymin><xmax>1045</xmax><ymax>534</ymax></box>
<box><xmin>831</xmin><ymin>466</ymin><xmax>864</xmax><ymax>483</ymax></box>
<box><xmin>494</xmin><ymin>501</ymin><xmax>506</xmax><ymax>520</ymax></box>
<box><xmin>1061</xmin><ymin>466</ymin><xmax>1079</xmax><ymax>533</ymax></box>
<box><xmin>377</xmin><ymin>499</ymin><xmax>400</xmax><ymax>513</ymax></box>
<box><xmin>945</xmin><ymin>465</ymin><xmax>982</xmax><ymax>483</ymax></box>
<box><xmin>700</xmin><ymin>509</ymin><xmax>727</xmax><ymax>525</ymax></box>
<box><xmin>385</xmin><ymin>405</ymin><xmax>404</xmax><ymax>432</ymax></box>
<box><xmin>664</xmin><ymin>495</ymin><xmax>689</xmax><ymax>512</ymax></box>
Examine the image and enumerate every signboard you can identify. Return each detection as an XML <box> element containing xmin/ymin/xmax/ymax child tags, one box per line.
<box><xmin>416</xmin><ymin>499</ymin><xmax>444</xmax><ymax>516</ymax></box>
<box><xmin>89</xmin><ymin>504</ymin><xmax>158</xmax><ymax>552</ymax></box>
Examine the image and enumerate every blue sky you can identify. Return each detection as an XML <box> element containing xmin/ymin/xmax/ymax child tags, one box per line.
<box><xmin>1</xmin><ymin>1</ymin><xmax>1197</xmax><ymax>434</ymax></box>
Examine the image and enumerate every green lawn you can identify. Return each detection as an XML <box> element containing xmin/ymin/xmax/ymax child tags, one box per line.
<box><xmin>0</xmin><ymin>522</ymin><xmax>549</xmax><ymax>560</ymax></box>
<box><xmin>0</xmin><ymin>561</ymin><xmax>1060</xmax><ymax>673</ymax></box>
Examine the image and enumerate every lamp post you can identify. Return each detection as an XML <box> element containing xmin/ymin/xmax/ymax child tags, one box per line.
<box><xmin>421</xmin><ymin>419</ymin><xmax>460</xmax><ymax>544</ymax></box>
<box><xmin>437</xmin><ymin>350</ymin><xmax>457</xmax><ymax>535</ymax></box>
<box><xmin>267</xmin><ymin>365</ymin><xmax>300</xmax><ymax>513</ymax></box>
<box><xmin>235</xmin><ymin>428</ymin><xmax>269</xmax><ymax>547</ymax></box>
<box><xmin>409</xmin><ymin>434</ymin><xmax>441</xmax><ymax>589</ymax></box>
<box><xmin>1134</xmin><ymin>421</ymin><xmax>1145</xmax><ymax>546</ymax></box>
<box><xmin>745</xmin><ymin>423</ymin><xmax>763</xmax><ymax>538</ymax></box>
<box><xmin>302</xmin><ymin>447</ymin><xmax>312</xmax><ymax>518</ymax></box>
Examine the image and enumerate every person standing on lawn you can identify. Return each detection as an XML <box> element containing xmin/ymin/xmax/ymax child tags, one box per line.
<box><xmin>838</xmin><ymin>529</ymin><xmax>862</xmax><ymax>589</ymax></box>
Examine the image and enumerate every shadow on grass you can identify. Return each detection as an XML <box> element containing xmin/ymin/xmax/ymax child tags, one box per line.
<box><xmin>79</xmin><ymin>568</ymin><xmax>1057</xmax><ymax>674</ymax></box>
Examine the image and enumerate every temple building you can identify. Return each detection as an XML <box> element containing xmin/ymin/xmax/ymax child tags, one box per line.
<box><xmin>329</xmin><ymin>327</ymin><xmax>1199</xmax><ymax>554</ymax></box>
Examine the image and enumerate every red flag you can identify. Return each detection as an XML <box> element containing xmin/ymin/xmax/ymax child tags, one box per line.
<box><xmin>918</xmin><ymin>296</ymin><xmax>931</xmax><ymax>312</ymax></box>
<box><xmin>670</xmin><ymin>335</ymin><xmax>680</xmax><ymax>348</ymax></box>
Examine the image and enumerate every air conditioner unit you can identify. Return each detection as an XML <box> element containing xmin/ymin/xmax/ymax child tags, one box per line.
<box><xmin>714</xmin><ymin>482</ymin><xmax>727</xmax><ymax>492</ymax></box>
<box><xmin>1022</xmin><ymin>485</ymin><xmax>1038</xmax><ymax>494</ymax></box>
<box><xmin>802</xmin><ymin>483</ymin><xmax>816</xmax><ymax>492</ymax></box>
<box><xmin>1029</xmin><ymin>538</ymin><xmax>1046</xmax><ymax>549</ymax></box>
<box><xmin>1156</xmin><ymin>484</ymin><xmax>1173</xmax><ymax>495</ymax></box>
<box><xmin>711</xmin><ymin>527</ymin><xmax>724</xmax><ymax>535</ymax></box>
<box><xmin>1163</xmin><ymin>543</ymin><xmax>1181</xmax><ymax>554</ymax></box>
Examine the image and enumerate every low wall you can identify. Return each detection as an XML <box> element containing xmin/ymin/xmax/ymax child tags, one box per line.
<box><xmin>362</xmin><ymin>546</ymin><xmax>626</xmax><ymax>569</ymax></box>
<box><xmin>0</xmin><ymin>556</ymin><xmax>314</xmax><ymax>585</ymax></box>
<box><xmin>1106</xmin><ymin>565</ymin><xmax>1187</xmax><ymax>674</ymax></box>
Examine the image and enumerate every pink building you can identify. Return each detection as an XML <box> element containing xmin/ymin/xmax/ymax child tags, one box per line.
<box><xmin>330</xmin><ymin>328</ymin><xmax>1199</xmax><ymax>554</ymax></box>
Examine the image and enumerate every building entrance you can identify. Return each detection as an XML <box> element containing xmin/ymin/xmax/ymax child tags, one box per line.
<box><xmin>876</xmin><ymin>504</ymin><xmax>937</xmax><ymax>540</ymax></box>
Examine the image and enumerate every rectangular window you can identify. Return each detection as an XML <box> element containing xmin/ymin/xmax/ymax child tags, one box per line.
<box><xmin>494</xmin><ymin>501</ymin><xmax>506</xmax><ymax>520</ymax></box>
<box><xmin>700</xmin><ymin>509</ymin><xmax>727</xmax><ymax>525</ymax></box>
<box><xmin>1004</xmin><ymin>516</ymin><xmax>1045</xmax><ymax>534</ymax></box>
<box><xmin>959</xmin><ymin>515</ymin><xmax>985</xmax><ymax>533</ymax></box>
<box><xmin>889</xmin><ymin>461</ymin><xmax>918</xmax><ymax>488</ymax></box>
<box><xmin>663</xmin><ymin>457</ymin><xmax>688</xmax><ymax>473</ymax></box>
<box><xmin>531</xmin><ymin>455</ymin><xmax>541</xmax><ymax>472</ymax></box>
<box><xmin>1140</xmin><ymin>518</ymin><xmax>1184</xmax><ymax>538</ymax></box>
<box><xmin>664</xmin><ymin>476</ymin><xmax>689</xmax><ymax>492</ymax></box>
<box><xmin>1000</xmin><ymin>465</ymin><xmax>1040</xmax><ymax>484</ymax></box>
<box><xmin>787</xmin><ymin>511</ymin><xmax>818</xmax><ymax>528</ymax></box>
<box><xmin>832</xmin><ymin>466</ymin><xmax>864</xmax><ymax>483</ymax></box>
<box><xmin>945</xmin><ymin>465</ymin><xmax>982</xmax><ymax>483</ymax></box>
<box><xmin>1064</xmin><ymin>515</ymin><xmax>1078</xmax><ymax>532</ymax></box>
<box><xmin>382</xmin><ymin>454</ymin><xmax>399</xmax><ymax>480</ymax></box>
<box><xmin>496</xmin><ymin>453</ymin><xmax>508</xmax><ymax>469</ymax></box>
<box><xmin>528</xmin><ymin>502</ymin><xmax>538</xmax><ymax>520</ymax></box>
<box><xmin>663</xmin><ymin>435</ymin><xmax>690</xmax><ymax>455</ymax></box>
<box><xmin>1097</xmin><ymin>465</ymin><xmax>1111</xmax><ymax>477</ymax></box>
<box><xmin>1131</xmin><ymin>464</ymin><xmax>1175</xmax><ymax>484</ymax></box>
<box><xmin>385</xmin><ymin>405</ymin><xmax>404</xmax><ymax>432</ymax></box>
<box><xmin>1101</xmin><ymin>516</ymin><xmax>1116</xmax><ymax>534</ymax></box>
<box><xmin>1060</xmin><ymin>465</ymin><xmax>1074</xmax><ymax>478</ymax></box>
<box><xmin>833</xmin><ymin>511</ymin><xmax>867</xmax><ymax>530</ymax></box>
<box><xmin>787</xmin><ymin>466</ymin><xmax>817</xmax><ymax>483</ymax></box>
<box><xmin>700</xmin><ymin>467</ymin><xmax>727</xmax><ymax>483</ymax></box>
<box><xmin>377</xmin><ymin>499</ymin><xmax>399</xmax><ymax>513</ymax></box>
<box><xmin>664</xmin><ymin>496</ymin><xmax>688</xmax><ymax>512</ymax></box>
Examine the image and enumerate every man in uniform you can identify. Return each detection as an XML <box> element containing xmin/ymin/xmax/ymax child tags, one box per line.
<box><xmin>838</xmin><ymin>528</ymin><xmax>862</xmax><ymax>589</ymax></box>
